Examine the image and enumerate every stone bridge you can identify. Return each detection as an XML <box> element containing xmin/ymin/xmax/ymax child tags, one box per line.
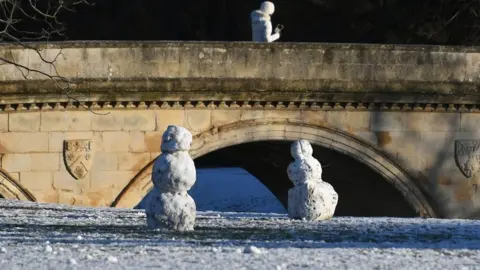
<box><xmin>1</xmin><ymin>41</ymin><xmax>480</xmax><ymax>219</ymax></box>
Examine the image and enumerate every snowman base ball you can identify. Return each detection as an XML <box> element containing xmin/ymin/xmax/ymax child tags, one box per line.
<box><xmin>288</xmin><ymin>181</ymin><xmax>338</xmax><ymax>221</ymax></box>
<box><xmin>146</xmin><ymin>191</ymin><xmax>196</xmax><ymax>231</ymax></box>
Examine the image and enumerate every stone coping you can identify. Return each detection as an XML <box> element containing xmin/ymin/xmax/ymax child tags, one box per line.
<box><xmin>0</xmin><ymin>40</ymin><xmax>479</xmax><ymax>52</ymax></box>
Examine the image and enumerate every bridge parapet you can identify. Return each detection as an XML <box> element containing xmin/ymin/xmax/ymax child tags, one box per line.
<box><xmin>0</xmin><ymin>41</ymin><xmax>479</xmax><ymax>105</ymax></box>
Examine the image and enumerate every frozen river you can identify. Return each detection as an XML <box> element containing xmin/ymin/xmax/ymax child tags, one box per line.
<box><xmin>1</xmin><ymin>199</ymin><xmax>480</xmax><ymax>270</ymax></box>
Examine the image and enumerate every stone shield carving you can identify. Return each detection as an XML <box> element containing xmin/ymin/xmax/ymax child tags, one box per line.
<box><xmin>63</xmin><ymin>140</ymin><xmax>94</xmax><ymax>180</ymax></box>
<box><xmin>454</xmin><ymin>140</ymin><xmax>480</xmax><ymax>178</ymax></box>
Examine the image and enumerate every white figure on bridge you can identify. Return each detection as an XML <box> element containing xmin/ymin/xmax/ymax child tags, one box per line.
<box><xmin>251</xmin><ymin>1</ymin><xmax>282</xmax><ymax>42</ymax></box>
<box><xmin>287</xmin><ymin>140</ymin><xmax>338</xmax><ymax>221</ymax></box>
<box><xmin>145</xmin><ymin>125</ymin><xmax>197</xmax><ymax>231</ymax></box>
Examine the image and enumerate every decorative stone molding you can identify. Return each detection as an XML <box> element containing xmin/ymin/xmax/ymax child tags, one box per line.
<box><xmin>0</xmin><ymin>169</ymin><xmax>36</xmax><ymax>201</ymax></box>
<box><xmin>0</xmin><ymin>101</ymin><xmax>480</xmax><ymax>113</ymax></box>
<box><xmin>455</xmin><ymin>140</ymin><xmax>480</xmax><ymax>179</ymax></box>
<box><xmin>63</xmin><ymin>140</ymin><xmax>95</xmax><ymax>180</ymax></box>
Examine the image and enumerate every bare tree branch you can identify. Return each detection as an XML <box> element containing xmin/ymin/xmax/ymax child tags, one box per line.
<box><xmin>0</xmin><ymin>0</ymin><xmax>106</xmax><ymax>115</ymax></box>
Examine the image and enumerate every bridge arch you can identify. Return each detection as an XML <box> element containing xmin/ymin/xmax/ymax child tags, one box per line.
<box><xmin>111</xmin><ymin>119</ymin><xmax>437</xmax><ymax>218</ymax></box>
<box><xmin>0</xmin><ymin>169</ymin><xmax>36</xmax><ymax>201</ymax></box>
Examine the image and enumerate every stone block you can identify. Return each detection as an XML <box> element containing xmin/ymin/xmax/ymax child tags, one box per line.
<box><xmin>453</xmin><ymin>131</ymin><xmax>480</xmax><ymax>141</ymax></box>
<box><xmin>2</xmin><ymin>153</ymin><xmax>31</xmax><ymax>172</ymax></box>
<box><xmin>418</xmin><ymin>132</ymin><xmax>461</xmax><ymax>178</ymax></box>
<box><xmin>91</xmin><ymin>111</ymin><xmax>122</xmax><ymax>131</ymax></box>
<box><xmin>301</xmin><ymin>111</ymin><xmax>327</xmax><ymax>126</ymax></box>
<box><xmin>265</xmin><ymin>110</ymin><xmax>302</xmax><ymax>120</ymax></box>
<box><xmin>85</xmin><ymin>190</ymin><xmax>115</xmax><ymax>207</ymax></box>
<box><xmin>53</xmin><ymin>171</ymin><xmax>87</xmax><ymax>192</ymax></box>
<box><xmin>156</xmin><ymin>110</ymin><xmax>185</xmax><ymax>132</ymax></box>
<box><xmin>0</xmin><ymin>114</ymin><xmax>7</xmax><ymax>132</ymax></box>
<box><xmin>285</xmin><ymin>124</ymin><xmax>302</xmax><ymax>133</ymax></box>
<box><xmin>326</xmin><ymin>111</ymin><xmax>371</xmax><ymax>132</ymax></box>
<box><xmin>31</xmin><ymin>153</ymin><xmax>60</xmax><ymax>172</ymax></box>
<box><xmin>41</xmin><ymin>111</ymin><xmax>91</xmax><ymax>132</ymax></box>
<box><xmin>285</xmin><ymin>131</ymin><xmax>303</xmax><ymax>141</ymax></box>
<box><xmin>300</xmin><ymin>126</ymin><xmax>319</xmax><ymax>137</ymax></box>
<box><xmin>240</xmin><ymin>110</ymin><xmax>264</xmax><ymax>121</ymax></box>
<box><xmin>101</xmin><ymin>132</ymin><xmax>130</xmax><ymax>152</ymax></box>
<box><xmin>407</xmin><ymin>113</ymin><xmax>460</xmax><ymax>132</ymax></box>
<box><xmin>145</xmin><ymin>132</ymin><xmax>163</xmax><ymax>152</ymax></box>
<box><xmin>266</xmin><ymin>130</ymin><xmax>286</xmax><ymax>139</ymax></box>
<box><xmin>31</xmin><ymin>189</ymin><xmax>58</xmax><ymax>203</ymax></box>
<box><xmin>89</xmin><ymin>152</ymin><xmax>119</xmax><ymax>172</ymax></box>
<box><xmin>352</xmin><ymin>132</ymin><xmax>378</xmax><ymax>146</ymax></box>
<box><xmin>129</xmin><ymin>131</ymin><xmax>146</xmax><ymax>152</ymax></box>
<box><xmin>20</xmin><ymin>172</ymin><xmax>52</xmax><ymax>190</ymax></box>
<box><xmin>9</xmin><ymin>112</ymin><xmax>40</xmax><ymax>132</ymax></box>
<box><xmin>460</xmin><ymin>114</ymin><xmax>480</xmax><ymax>132</ymax></box>
<box><xmin>0</xmin><ymin>132</ymin><xmax>49</xmax><ymax>153</ymax></box>
<box><xmin>464</xmin><ymin>52</ymin><xmax>480</xmax><ymax>82</ymax></box>
<box><xmin>118</xmin><ymin>153</ymin><xmax>151</xmax><ymax>171</ymax></box>
<box><xmin>58</xmin><ymin>192</ymin><xmax>80</xmax><ymax>205</ymax></box>
<box><xmin>211</xmin><ymin>110</ymin><xmax>242</xmax><ymax>127</ymax></box>
<box><xmin>184</xmin><ymin>110</ymin><xmax>211</xmax><ymax>134</ymax></box>
<box><xmin>370</xmin><ymin>112</ymin><xmax>405</xmax><ymax>131</ymax></box>
<box><xmin>48</xmin><ymin>132</ymin><xmax>95</xmax><ymax>152</ymax></box>
<box><xmin>374</xmin><ymin>131</ymin><xmax>424</xmax><ymax>171</ymax></box>
<box><xmin>122</xmin><ymin>111</ymin><xmax>156</xmax><ymax>131</ymax></box>
<box><xmin>4</xmin><ymin>172</ymin><xmax>19</xmax><ymax>182</ymax></box>
<box><xmin>234</xmin><ymin>129</ymin><xmax>255</xmax><ymax>143</ymax></box>
<box><xmin>90</xmin><ymin>171</ymin><xmax>136</xmax><ymax>189</ymax></box>
<box><xmin>299</xmin><ymin>132</ymin><xmax>318</xmax><ymax>142</ymax></box>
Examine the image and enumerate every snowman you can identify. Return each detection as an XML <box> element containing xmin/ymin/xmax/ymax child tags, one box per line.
<box><xmin>287</xmin><ymin>140</ymin><xmax>338</xmax><ymax>221</ymax></box>
<box><xmin>145</xmin><ymin>125</ymin><xmax>197</xmax><ymax>231</ymax></box>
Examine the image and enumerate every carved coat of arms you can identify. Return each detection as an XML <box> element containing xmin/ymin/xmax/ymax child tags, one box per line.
<box><xmin>454</xmin><ymin>140</ymin><xmax>480</xmax><ymax>178</ymax></box>
<box><xmin>63</xmin><ymin>140</ymin><xmax>94</xmax><ymax>180</ymax></box>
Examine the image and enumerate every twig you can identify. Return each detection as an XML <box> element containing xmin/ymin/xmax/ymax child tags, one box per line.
<box><xmin>0</xmin><ymin>0</ymin><xmax>107</xmax><ymax>115</ymax></box>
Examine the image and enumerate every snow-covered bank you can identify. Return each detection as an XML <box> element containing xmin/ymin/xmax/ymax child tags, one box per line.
<box><xmin>1</xmin><ymin>200</ymin><xmax>480</xmax><ymax>269</ymax></box>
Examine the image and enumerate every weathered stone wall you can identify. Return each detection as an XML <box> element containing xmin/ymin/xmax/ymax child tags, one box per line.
<box><xmin>0</xmin><ymin>41</ymin><xmax>480</xmax><ymax>219</ymax></box>
<box><xmin>3</xmin><ymin>41</ymin><xmax>476</xmax><ymax>83</ymax></box>
<box><xmin>0</xmin><ymin>104</ymin><xmax>477</xmax><ymax>219</ymax></box>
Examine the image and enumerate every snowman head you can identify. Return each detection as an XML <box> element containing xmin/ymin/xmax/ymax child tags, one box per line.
<box><xmin>290</xmin><ymin>140</ymin><xmax>313</xmax><ymax>160</ymax></box>
<box><xmin>160</xmin><ymin>125</ymin><xmax>192</xmax><ymax>153</ymax></box>
<box><xmin>260</xmin><ymin>1</ymin><xmax>275</xmax><ymax>15</ymax></box>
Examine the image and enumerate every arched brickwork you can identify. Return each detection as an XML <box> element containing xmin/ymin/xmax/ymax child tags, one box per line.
<box><xmin>111</xmin><ymin>119</ymin><xmax>437</xmax><ymax>218</ymax></box>
<box><xmin>0</xmin><ymin>169</ymin><xmax>36</xmax><ymax>201</ymax></box>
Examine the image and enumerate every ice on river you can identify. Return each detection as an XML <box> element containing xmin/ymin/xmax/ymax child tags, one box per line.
<box><xmin>1</xmin><ymin>199</ymin><xmax>480</xmax><ymax>269</ymax></box>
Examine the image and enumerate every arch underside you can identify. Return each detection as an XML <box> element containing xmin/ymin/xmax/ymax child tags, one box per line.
<box><xmin>111</xmin><ymin>120</ymin><xmax>437</xmax><ymax>218</ymax></box>
<box><xmin>0</xmin><ymin>169</ymin><xmax>36</xmax><ymax>201</ymax></box>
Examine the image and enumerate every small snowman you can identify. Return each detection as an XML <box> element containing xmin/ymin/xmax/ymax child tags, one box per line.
<box><xmin>145</xmin><ymin>125</ymin><xmax>197</xmax><ymax>231</ymax></box>
<box><xmin>287</xmin><ymin>140</ymin><xmax>338</xmax><ymax>221</ymax></box>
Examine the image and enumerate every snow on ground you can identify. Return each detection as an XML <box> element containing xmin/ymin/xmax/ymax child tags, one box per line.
<box><xmin>1</xmin><ymin>200</ymin><xmax>480</xmax><ymax>269</ymax></box>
